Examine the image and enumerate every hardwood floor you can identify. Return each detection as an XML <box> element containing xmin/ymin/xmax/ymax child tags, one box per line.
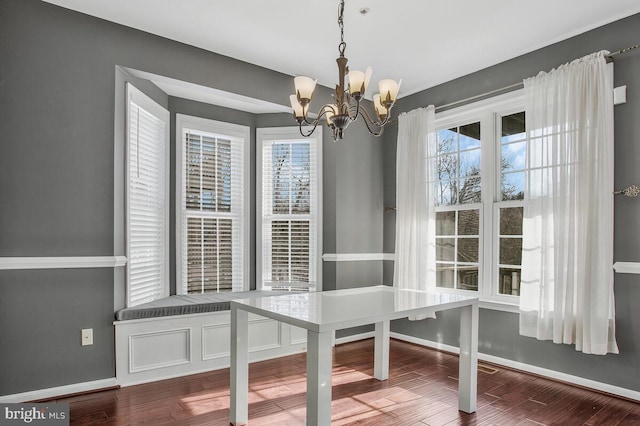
<box><xmin>56</xmin><ymin>339</ymin><xmax>640</xmax><ymax>425</ymax></box>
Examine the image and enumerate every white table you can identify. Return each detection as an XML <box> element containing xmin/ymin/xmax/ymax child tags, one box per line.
<box><xmin>229</xmin><ymin>286</ymin><xmax>478</xmax><ymax>425</ymax></box>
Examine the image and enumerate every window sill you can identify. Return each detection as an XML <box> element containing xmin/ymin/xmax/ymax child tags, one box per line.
<box><xmin>432</xmin><ymin>288</ymin><xmax>520</xmax><ymax>313</ymax></box>
<box><xmin>478</xmin><ymin>299</ymin><xmax>520</xmax><ymax>313</ymax></box>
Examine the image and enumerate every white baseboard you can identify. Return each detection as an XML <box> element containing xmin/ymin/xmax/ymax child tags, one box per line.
<box><xmin>390</xmin><ymin>332</ymin><xmax>640</xmax><ymax>402</ymax></box>
<box><xmin>0</xmin><ymin>378</ymin><xmax>117</xmax><ymax>403</ymax></box>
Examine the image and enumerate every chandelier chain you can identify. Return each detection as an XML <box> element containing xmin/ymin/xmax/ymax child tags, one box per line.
<box><xmin>338</xmin><ymin>0</ymin><xmax>345</xmax><ymax>45</ymax></box>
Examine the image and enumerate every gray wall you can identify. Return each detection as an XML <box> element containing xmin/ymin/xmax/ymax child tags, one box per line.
<box><xmin>325</xmin><ymin>120</ymin><xmax>384</xmax><ymax>338</ymax></box>
<box><xmin>327</xmin><ymin>118</ymin><xmax>384</xmax><ymax>294</ymax></box>
<box><xmin>0</xmin><ymin>0</ymin><xmax>382</xmax><ymax>396</ymax></box>
<box><xmin>383</xmin><ymin>13</ymin><xmax>640</xmax><ymax>392</ymax></box>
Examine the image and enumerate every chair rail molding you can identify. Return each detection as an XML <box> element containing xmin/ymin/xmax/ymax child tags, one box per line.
<box><xmin>0</xmin><ymin>256</ymin><xmax>127</xmax><ymax>270</ymax></box>
<box><xmin>322</xmin><ymin>253</ymin><xmax>395</xmax><ymax>262</ymax></box>
<box><xmin>613</xmin><ymin>262</ymin><xmax>640</xmax><ymax>274</ymax></box>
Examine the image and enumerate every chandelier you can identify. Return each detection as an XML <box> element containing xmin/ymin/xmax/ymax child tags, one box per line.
<box><xmin>289</xmin><ymin>0</ymin><xmax>401</xmax><ymax>141</ymax></box>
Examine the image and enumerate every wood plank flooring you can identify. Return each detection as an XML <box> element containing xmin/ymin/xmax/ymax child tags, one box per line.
<box><xmin>55</xmin><ymin>339</ymin><xmax>640</xmax><ymax>425</ymax></box>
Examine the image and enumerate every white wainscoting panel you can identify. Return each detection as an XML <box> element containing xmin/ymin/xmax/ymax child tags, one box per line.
<box><xmin>202</xmin><ymin>324</ymin><xmax>231</xmax><ymax>360</ymax></box>
<box><xmin>290</xmin><ymin>324</ymin><xmax>307</xmax><ymax>345</ymax></box>
<box><xmin>248</xmin><ymin>317</ymin><xmax>281</xmax><ymax>352</ymax></box>
<box><xmin>129</xmin><ymin>328</ymin><xmax>191</xmax><ymax>373</ymax></box>
<box><xmin>115</xmin><ymin>311</ymin><xmax>307</xmax><ymax>387</ymax></box>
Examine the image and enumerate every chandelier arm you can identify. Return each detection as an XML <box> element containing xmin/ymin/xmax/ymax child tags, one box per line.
<box><xmin>307</xmin><ymin>103</ymin><xmax>336</xmax><ymax>123</ymax></box>
<box><xmin>298</xmin><ymin>119</ymin><xmax>322</xmax><ymax>138</ymax></box>
<box><xmin>298</xmin><ymin>104</ymin><xmax>336</xmax><ymax>136</ymax></box>
<box><xmin>358</xmin><ymin>104</ymin><xmax>392</xmax><ymax>128</ymax></box>
<box><xmin>315</xmin><ymin>104</ymin><xmax>336</xmax><ymax>121</ymax></box>
<box><xmin>301</xmin><ymin>104</ymin><xmax>318</xmax><ymax>126</ymax></box>
<box><xmin>356</xmin><ymin>107</ymin><xmax>385</xmax><ymax>137</ymax></box>
<box><xmin>302</xmin><ymin>115</ymin><xmax>319</xmax><ymax>126</ymax></box>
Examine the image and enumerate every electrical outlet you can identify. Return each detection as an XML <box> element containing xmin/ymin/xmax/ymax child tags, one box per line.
<box><xmin>81</xmin><ymin>328</ymin><xmax>93</xmax><ymax>346</ymax></box>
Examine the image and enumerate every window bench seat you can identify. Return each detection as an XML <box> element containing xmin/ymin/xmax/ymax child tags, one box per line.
<box><xmin>113</xmin><ymin>291</ymin><xmax>308</xmax><ymax>387</ymax></box>
<box><xmin>115</xmin><ymin>290</ymin><xmax>279</xmax><ymax>320</ymax></box>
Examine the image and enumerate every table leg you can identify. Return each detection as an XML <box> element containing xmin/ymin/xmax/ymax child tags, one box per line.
<box><xmin>374</xmin><ymin>320</ymin><xmax>390</xmax><ymax>380</ymax></box>
<box><xmin>230</xmin><ymin>306</ymin><xmax>249</xmax><ymax>425</ymax></box>
<box><xmin>307</xmin><ymin>330</ymin><xmax>333</xmax><ymax>426</ymax></box>
<box><xmin>458</xmin><ymin>302</ymin><xmax>478</xmax><ymax>413</ymax></box>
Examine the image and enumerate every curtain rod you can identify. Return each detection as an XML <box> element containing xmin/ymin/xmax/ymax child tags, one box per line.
<box><xmin>609</xmin><ymin>43</ymin><xmax>640</xmax><ymax>57</ymax></box>
<box><xmin>434</xmin><ymin>82</ymin><xmax>523</xmax><ymax>112</ymax></box>
<box><xmin>431</xmin><ymin>42</ymin><xmax>640</xmax><ymax>113</ymax></box>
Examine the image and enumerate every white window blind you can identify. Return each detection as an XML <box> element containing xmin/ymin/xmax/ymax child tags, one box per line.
<box><xmin>258</xmin><ymin>128</ymin><xmax>321</xmax><ymax>291</ymax></box>
<box><xmin>177</xmin><ymin>115</ymin><xmax>248</xmax><ymax>294</ymax></box>
<box><xmin>126</xmin><ymin>83</ymin><xmax>169</xmax><ymax>307</ymax></box>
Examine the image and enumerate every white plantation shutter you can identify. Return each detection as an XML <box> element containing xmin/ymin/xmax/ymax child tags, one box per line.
<box><xmin>258</xmin><ymin>128</ymin><xmax>321</xmax><ymax>291</ymax></box>
<box><xmin>177</xmin><ymin>115</ymin><xmax>248</xmax><ymax>294</ymax></box>
<box><xmin>126</xmin><ymin>83</ymin><xmax>169</xmax><ymax>307</ymax></box>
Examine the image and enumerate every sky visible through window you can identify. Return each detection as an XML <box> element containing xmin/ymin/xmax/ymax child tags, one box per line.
<box><xmin>271</xmin><ymin>142</ymin><xmax>311</xmax><ymax>214</ymax></box>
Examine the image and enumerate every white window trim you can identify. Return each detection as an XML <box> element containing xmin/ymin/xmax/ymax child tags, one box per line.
<box><xmin>490</xmin><ymin>102</ymin><xmax>528</xmax><ymax>306</ymax></box>
<box><xmin>434</xmin><ymin>89</ymin><xmax>524</xmax><ymax>308</ymax></box>
<box><xmin>125</xmin><ymin>83</ymin><xmax>170</xmax><ymax>307</ymax></box>
<box><xmin>175</xmin><ymin>114</ymin><xmax>251</xmax><ymax>294</ymax></box>
<box><xmin>256</xmin><ymin>126</ymin><xmax>323</xmax><ymax>291</ymax></box>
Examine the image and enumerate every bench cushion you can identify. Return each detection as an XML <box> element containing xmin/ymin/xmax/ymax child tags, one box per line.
<box><xmin>115</xmin><ymin>290</ymin><xmax>287</xmax><ymax>321</ymax></box>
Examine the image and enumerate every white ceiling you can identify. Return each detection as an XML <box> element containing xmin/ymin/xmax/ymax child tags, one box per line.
<box><xmin>44</xmin><ymin>0</ymin><xmax>640</xmax><ymax>101</ymax></box>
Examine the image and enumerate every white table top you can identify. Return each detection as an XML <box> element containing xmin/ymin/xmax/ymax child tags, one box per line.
<box><xmin>230</xmin><ymin>285</ymin><xmax>478</xmax><ymax>333</ymax></box>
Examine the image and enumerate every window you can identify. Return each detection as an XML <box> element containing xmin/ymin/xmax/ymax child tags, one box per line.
<box><xmin>432</xmin><ymin>91</ymin><xmax>525</xmax><ymax>304</ymax></box>
<box><xmin>496</xmin><ymin>112</ymin><xmax>526</xmax><ymax>297</ymax></box>
<box><xmin>176</xmin><ymin>115</ymin><xmax>249</xmax><ymax>294</ymax></box>
<box><xmin>257</xmin><ymin>127</ymin><xmax>322</xmax><ymax>291</ymax></box>
<box><xmin>126</xmin><ymin>83</ymin><xmax>170</xmax><ymax>307</ymax></box>
<box><xmin>434</xmin><ymin>122</ymin><xmax>482</xmax><ymax>292</ymax></box>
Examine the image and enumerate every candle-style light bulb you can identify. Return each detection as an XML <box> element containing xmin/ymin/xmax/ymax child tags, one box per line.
<box><xmin>289</xmin><ymin>94</ymin><xmax>305</xmax><ymax>119</ymax></box>
<box><xmin>373</xmin><ymin>94</ymin><xmax>388</xmax><ymax>120</ymax></box>
<box><xmin>378</xmin><ymin>78</ymin><xmax>402</xmax><ymax>107</ymax></box>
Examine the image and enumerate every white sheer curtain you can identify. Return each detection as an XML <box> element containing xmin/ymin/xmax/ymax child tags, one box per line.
<box><xmin>394</xmin><ymin>106</ymin><xmax>436</xmax><ymax>319</ymax></box>
<box><xmin>520</xmin><ymin>51</ymin><xmax>618</xmax><ymax>355</ymax></box>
